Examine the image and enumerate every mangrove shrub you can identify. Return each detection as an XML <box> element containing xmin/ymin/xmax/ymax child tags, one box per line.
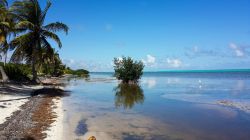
<box><xmin>113</xmin><ymin>57</ymin><xmax>144</xmax><ymax>83</ymax></box>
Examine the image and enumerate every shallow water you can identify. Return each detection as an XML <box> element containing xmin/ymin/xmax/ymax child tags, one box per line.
<box><xmin>62</xmin><ymin>72</ymin><xmax>250</xmax><ymax>140</ymax></box>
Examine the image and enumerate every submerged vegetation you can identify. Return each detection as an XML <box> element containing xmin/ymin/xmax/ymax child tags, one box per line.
<box><xmin>0</xmin><ymin>0</ymin><xmax>89</xmax><ymax>82</ymax></box>
<box><xmin>114</xmin><ymin>57</ymin><xmax>144</xmax><ymax>84</ymax></box>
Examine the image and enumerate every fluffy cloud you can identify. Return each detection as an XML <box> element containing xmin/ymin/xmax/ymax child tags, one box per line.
<box><xmin>63</xmin><ymin>59</ymin><xmax>112</xmax><ymax>72</ymax></box>
<box><xmin>185</xmin><ymin>46</ymin><xmax>218</xmax><ymax>58</ymax></box>
<box><xmin>229</xmin><ymin>43</ymin><xmax>245</xmax><ymax>57</ymax></box>
<box><xmin>142</xmin><ymin>55</ymin><xmax>156</xmax><ymax>67</ymax></box>
<box><xmin>63</xmin><ymin>59</ymin><xmax>91</xmax><ymax>70</ymax></box>
<box><xmin>166</xmin><ymin>58</ymin><xmax>183</xmax><ymax>68</ymax></box>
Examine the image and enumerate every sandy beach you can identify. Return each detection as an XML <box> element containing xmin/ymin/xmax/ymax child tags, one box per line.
<box><xmin>0</xmin><ymin>84</ymin><xmax>39</xmax><ymax>124</ymax></box>
<box><xmin>0</xmin><ymin>83</ymin><xmax>65</xmax><ymax>140</ymax></box>
<box><xmin>0</xmin><ymin>94</ymin><xmax>29</xmax><ymax>124</ymax></box>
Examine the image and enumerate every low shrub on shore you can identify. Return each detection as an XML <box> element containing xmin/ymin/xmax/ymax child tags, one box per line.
<box><xmin>0</xmin><ymin>62</ymin><xmax>31</xmax><ymax>82</ymax></box>
<box><xmin>0</xmin><ymin>61</ymin><xmax>90</xmax><ymax>82</ymax></box>
<box><xmin>64</xmin><ymin>67</ymin><xmax>89</xmax><ymax>77</ymax></box>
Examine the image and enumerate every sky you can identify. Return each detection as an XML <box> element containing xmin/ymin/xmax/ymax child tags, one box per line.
<box><xmin>8</xmin><ymin>0</ymin><xmax>250</xmax><ymax>71</ymax></box>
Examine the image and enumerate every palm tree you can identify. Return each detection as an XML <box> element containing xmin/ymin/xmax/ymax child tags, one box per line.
<box><xmin>0</xmin><ymin>0</ymin><xmax>15</xmax><ymax>65</ymax></box>
<box><xmin>10</xmin><ymin>0</ymin><xmax>69</xmax><ymax>82</ymax></box>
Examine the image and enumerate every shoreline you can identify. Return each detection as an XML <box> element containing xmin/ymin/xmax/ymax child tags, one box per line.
<box><xmin>44</xmin><ymin>98</ymin><xmax>64</xmax><ymax>140</ymax></box>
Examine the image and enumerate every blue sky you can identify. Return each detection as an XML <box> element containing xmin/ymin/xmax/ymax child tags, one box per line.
<box><xmin>11</xmin><ymin>0</ymin><xmax>250</xmax><ymax>71</ymax></box>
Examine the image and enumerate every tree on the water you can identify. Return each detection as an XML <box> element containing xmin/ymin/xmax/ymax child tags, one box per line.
<box><xmin>113</xmin><ymin>57</ymin><xmax>144</xmax><ymax>84</ymax></box>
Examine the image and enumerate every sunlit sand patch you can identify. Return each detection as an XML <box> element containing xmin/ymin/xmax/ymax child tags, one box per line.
<box><xmin>0</xmin><ymin>94</ymin><xmax>29</xmax><ymax>124</ymax></box>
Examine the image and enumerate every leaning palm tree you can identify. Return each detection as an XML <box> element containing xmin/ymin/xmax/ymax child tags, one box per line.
<box><xmin>0</xmin><ymin>0</ymin><xmax>15</xmax><ymax>65</ymax></box>
<box><xmin>10</xmin><ymin>0</ymin><xmax>69</xmax><ymax>82</ymax></box>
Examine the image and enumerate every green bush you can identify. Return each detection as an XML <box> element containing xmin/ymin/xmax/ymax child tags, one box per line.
<box><xmin>64</xmin><ymin>67</ymin><xmax>89</xmax><ymax>77</ymax></box>
<box><xmin>73</xmin><ymin>69</ymin><xmax>89</xmax><ymax>76</ymax></box>
<box><xmin>113</xmin><ymin>57</ymin><xmax>144</xmax><ymax>83</ymax></box>
<box><xmin>0</xmin><ymin>62</ymin><xmax>31</xmax><ymax>82</ymax></box>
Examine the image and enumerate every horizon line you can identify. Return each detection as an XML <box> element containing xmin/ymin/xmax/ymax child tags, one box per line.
<box><xmin>90</xmin><ymin>68</ymin><xmax>250</xmax><ymax>73</ymax></box>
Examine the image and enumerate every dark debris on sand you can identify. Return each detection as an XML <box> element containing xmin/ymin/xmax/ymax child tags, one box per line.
<box><xmin>0</xmin><ymin>88</ymin><xmax>67</xmax><ymax>140</ymax></box>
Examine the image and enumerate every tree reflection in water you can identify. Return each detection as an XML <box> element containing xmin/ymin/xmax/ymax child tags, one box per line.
<box><xmin>114</xmin><ymin>84</ymin><xmax>144</xmax><ymax>109</ymax></box>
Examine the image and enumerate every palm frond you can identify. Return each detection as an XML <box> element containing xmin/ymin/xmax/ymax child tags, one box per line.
<box><xmin>42</xmin><ymin>30</ymin><xmax>62</xmax><ymax>48</ymax></box>
<box><xmin>0</xmin><ymin>21</ymin><xmax>10</xmax><ymax>29</ymax></box>
<box><xmin>0</xmin><ymin>0</ymin><xmax>7</xmax><ymax>7</ymax></box>
<box><xmin>15</xmin><ymin>20</ymin><xmax>34</xmax><ymax>30</ymax></box>
<box><xmin>11</xmin><ymin>0</ymin><xmax>41</xmax><ymax>23</ymax></box>
<box><xmin>43</xmin><ymin>22</ymin><xmax>69</xmax><ymax>34</ymax></box>
<box><xmin>40</xmin><ymin>0</ymin><xmax>51</xmax><ymax>24</ymax></box>
<box><xmin>9</xmin><ymin>32</ymin><xmax>34</xmax><ymax>50</ymax></box>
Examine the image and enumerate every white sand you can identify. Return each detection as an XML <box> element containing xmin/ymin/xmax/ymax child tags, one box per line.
<box><xmin>0</xmin><ymin>84</ymin><xmax>43</xmax><ymax>124</ymax></box>
<box><xmin>0</xmin><ymin>94</ymin><xmax>29</xmax><ymax>124</ymax></box>
<box><xmin>44</xmin><ymin>98</ymin><xmax>64</xmax><ymax>140</ymax></box>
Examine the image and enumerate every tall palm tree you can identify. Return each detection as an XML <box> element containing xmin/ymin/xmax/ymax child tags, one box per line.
<box><xmin>10</xmin><ymin>0</ymin><xmax>69</xmax><ymax>82</ymax></box>
<box><xmin>0</xmin><ymin>0</ymin><xmax>15</xmax><ymax>65</ymax></box>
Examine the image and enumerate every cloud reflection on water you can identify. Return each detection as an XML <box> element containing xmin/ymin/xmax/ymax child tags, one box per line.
<box><xmin>142</xmin><ymin>78</ymin><xmax>156</xmax><ymax>89</ymax></box>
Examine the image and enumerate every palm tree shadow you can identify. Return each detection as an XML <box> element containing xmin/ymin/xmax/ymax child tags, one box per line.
<box><xmin>114</xmin><ymin>83</ymin><xmax>144</xmax><ymax>109</ymax></box>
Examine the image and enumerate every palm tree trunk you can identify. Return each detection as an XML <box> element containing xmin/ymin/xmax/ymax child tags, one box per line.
<box><xmin>4</xmin><ymin>52</ymin><xmax>7</xmax><ymax>66</ymax></box>
<box><xmin>0</xmin><ymin>66</ymin><xmax>9</xmax><ymax>83</ymax></box>
<box><xmin>32</xmin><ymin>55</ymin><xmax>37</xmax><ymax>82</ymax></box>
<box><xmin>32</xmin><ymin>40</ymin><xmax>39</xmax><ymax>83</ymax></box>
<box><xmin>3</xmin><ymin>43</ymin><xmax>8</xmax><ymax>66</ymax></box>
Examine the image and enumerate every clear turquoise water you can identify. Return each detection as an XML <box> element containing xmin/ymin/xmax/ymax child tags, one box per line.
<box><xmin>63</xmin><ymin>72</ymin><xmax>250</xmax><ymax>140</ymax></box>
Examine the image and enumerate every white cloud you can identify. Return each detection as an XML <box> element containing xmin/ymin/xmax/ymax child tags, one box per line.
<box><xmin>111</xmin><ymin>56</ymin><xmax>123</xmax><ymax>67</ymax></box>
<box><xmin>117</xmin><ymin>57</ymin><xmax>123</xmax><ymax>61</ymax></box>
<box><xmin>142</xmin><ymin>55</ymin><xmax>156</xmax><ymax>67</ymax></box>
<box><xmin>166</xmin><ymin>58</ymin><xmax>183</xmax><ymax>68</ymax></box>
<box><xmin>185</xmin><ymin>46</ymin><xmax>218</xmax><ymax>58</ymax></box>
<box><xmin>147</xmin><ymin>55</ymin><xmax>156</xmax><ymax>64</ymax></box>
<box><xmin>229</xmin><ymin>43</ymin><xmax>244</xmax><ymax>57</ymax></box>
<box><xmin>63</xmin><ymin>59</ymin><xmax>85</xmax><ymax>70</ymax></box>
<box><xmin>63</xmin><ymin>59</ymin><xmax>112</xmax><ymax>72</ymax></box>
